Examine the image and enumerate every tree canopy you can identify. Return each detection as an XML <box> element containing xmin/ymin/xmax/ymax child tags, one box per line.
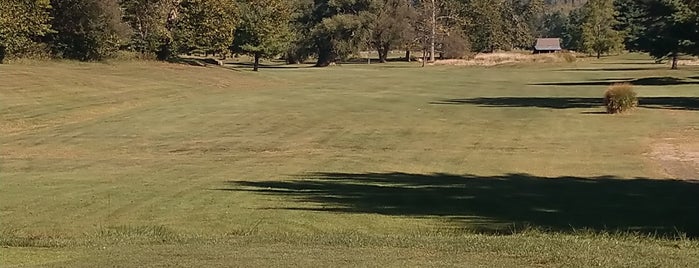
<box><xmin>232</xmin><ymin>0</ymin><xmax>293</xmax><ymax>71</ymax></box>
<box><xmin>0</xmin><ymin>0</ymin><xmax>52</xmax><ymax>63</ymax></box>
<box><xmin>0</xmin><ymin>0</ymin><xmax>697</xmax><ymax>68</ymax></box>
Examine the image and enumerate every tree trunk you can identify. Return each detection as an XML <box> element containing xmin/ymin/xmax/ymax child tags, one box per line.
<box><xmin>405</xmin><ymin>50</ymin><xmax>410</xmax><ymax>62</ymax></box>
<box><xmin>430</xmin><ymin>0</ymin><xmax>436</xmax><ymax>63</ymax></box>
<box><xmin>0</xmin><ymin>45</ymin><xmax>6</xmax><ymax>64</ymax></box>
<box><xmin>315</xmin><ymin>45</ymin><xmax>334</xmax><ymax>67</ymax></box>
<box><xmin>671</xmin><ymin>52</ymin><xmax>678</xmax><ymax>70</ymax></box>
<box><xmin>422</xmin><ymin>48</ymin><xmax>427</xmax><ymax>67</ymax></box>
<box><xmin>596</xmin><ymin>51</ymin><xmax>601</xmax><ymax>59</ymax></box>
<box><xmin>378</xmin><ymin>45</ymin><xmax>389</xmax><ymax>63</ymax></box>
<box><xmin>253</xmin><ymin>52</ymin><xmax>260</xmax><ymax>72</ymax></box>
<box><xmin>156</xmin><ymin>39</ymin><xmax>172</xmax><ymax>61</ymax></box>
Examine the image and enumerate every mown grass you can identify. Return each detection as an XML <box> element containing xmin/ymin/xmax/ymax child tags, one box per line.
<box><xmin>1</xmin><ymin>55</ymin><xmax>698</xmax><ymax>266</ymax></box>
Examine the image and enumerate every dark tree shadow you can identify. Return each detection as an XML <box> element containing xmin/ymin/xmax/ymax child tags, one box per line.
<box><xmin>221</xmin><ymin>172</ymin><xmax>699</xmax><ymax>236</ymax></box>
<box><xmin>557</xmin><ymin>67</ymin><xmax>667</xmax><ymax>72</ymax></box>
<box><xmin>224</xmin><ymin>62</ymin><xmax>310</xmax><ymax>70</ymax></box>
<box><xmin>532</xmin><ymin>76</ymin><xmax>699</xmax><ymax>86</ymax></box>
<box><xmin>596</xmin><ymin>62</ymin><xmax>664</xmax><ymax>65</ymax></box>
<box><xmin>432</xmin><ymin>97</ymin><xmax>699</xmax><ymax>111</ymax></box>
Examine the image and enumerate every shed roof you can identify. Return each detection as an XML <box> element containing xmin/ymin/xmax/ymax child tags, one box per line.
<box><xmin>535</xmin><ymin>38</ymin><xmax>562</xmax><ymax>51</ymax></box>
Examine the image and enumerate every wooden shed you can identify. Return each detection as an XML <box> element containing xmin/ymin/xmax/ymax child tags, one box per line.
<box><xmin>533</xmin><ymin>38</ymin><xmax>562</xmax><ymax>53</ymax></box>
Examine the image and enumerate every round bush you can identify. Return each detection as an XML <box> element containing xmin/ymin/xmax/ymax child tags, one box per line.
<box><xmin>603</xmin><ymin>83</ymin><xmax>638</xmax><ymax>114</ymax></box>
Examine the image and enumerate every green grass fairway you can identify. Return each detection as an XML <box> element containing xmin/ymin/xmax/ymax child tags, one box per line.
<box><xmin>2</xmin><ymin>56</ymin><xmax>699</xmax><ymax>266</ymax></box>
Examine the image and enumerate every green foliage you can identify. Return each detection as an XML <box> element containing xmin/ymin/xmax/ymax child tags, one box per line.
<box><xmin>619</xmin><ymin>0</ymin><xmax>699</xmax><ymax>68</ymax></box>
<box><xmin>297</xmin><ymin>0</ymin><xmax>373</xmax><ymax>66</ymax></box>
<box><xmin>501</xmin><ymin>0</ymin><xmax>543</xmax><ymax>49</ymax></box>
<box><xmin>48</xmin><ymin>0</ymin><xmax>131</xmax><ymax>61</ymax></box>
<box><xmin>121</xmin><ymin>0</ymin><xmax>175</xmax><ymax>57</ymax></box>
<box><xmin>175</xmin><ymin>0</ymin><xmax>238</xmax><ymax>55</ymax></box>
<box><xmin>562</xmin><ymin>7</ymin><xmax>586</xmax><ymax>51</ymax></box>
<box><xmin>613</xmin><ymin>0</ymin><xmax>645</xmax><ymax>51</ymax></box>
<box><xmin>232</xmin><ymin>0</ymin><xmax>293</xmax><ymax>70</ymax></box>
<box><xmin>581</xmin><ymin>0</ymin><xmax>624</xmax><ymax>58</ymax></box>
<box><xmin>0</xmin><ymin>0</ymin><xmax>52</xmax><ymax>63</ymax></box>
<box><xmin>464</xmin><ymin>0</ymin><xmax>543</xmax><ymax>52</ymax></box>
<box><xmin>536</xmin><ymin>11</ymin><xmax>569</xmax><ymax>38</ymax></box>
<box><xmin>603</xmin><ymin>83</ymin><xmax>637</xmax><ymax>113</ymax></box>
<box><xmin>464</xmin><ymin>0</ymin><xmax>505</xmax><ymax>52</ymax></box>
<box><xmin>367</xmin><ymin>0</ymin><xmax>416</xmax><ymax>63</ymax></box>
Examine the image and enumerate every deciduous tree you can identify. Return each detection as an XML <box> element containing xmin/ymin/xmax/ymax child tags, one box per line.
<box><xmin>232</xmin><ymin>0</ymin><xmax>293</xmax><ymax>71</ymax></box>
<box><xmin>175</xmin><ymin>0</ymin><xmax>237</xmax><ymax>56</ymax></box>
<box><xmin>48</xmin><ymin>0</ymin><xmax>131</xmax><ymax>60</ymax></box>
<box><xmin>367</xmin><ymin>0</ymin><xmax>415</xmax><ymax>63</ymax></box>
<box><xmin>580</xmin><ymin>0</ymin><xmax>623</xmax><ymax>58</ymax></box>
<box><xmin>121</xmin><ymin>0</ymin><xmax>176</xmax><ymax>58</ymax></box>
<box><xmin>0</xmin><ymin>0</ymin><xmax>52</xmax><ymax>63</ymax></box>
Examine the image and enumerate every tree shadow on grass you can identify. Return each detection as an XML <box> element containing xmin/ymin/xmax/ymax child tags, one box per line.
<box><xmin>532</xmin><ymin>76</ymin><xmax>699</xmax><ymax>86</ymax></box>
<box><xmin>224</xmin><ymin>62</ymin><xmax>311</xmax><ymax>70</ymax></box>
<box><xmin>557</xmin><ymin>67</ymin><xmax>667</xmax><ymax>72</ymax></box>
<box><xmin>432</xmin><ymin>97</ymin><xmax>699</xmax><ymax>111</ymax></box>
<box><xmin>221</xmin><ymin>172</ymin><xmax>699</xmax><ymax>237</ymax></box>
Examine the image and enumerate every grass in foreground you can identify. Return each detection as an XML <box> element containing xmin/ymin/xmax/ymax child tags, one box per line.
<box><xmin>1</xmin><ymin>55</ymin><xmax>698</xmax><ymax>266</ymax></box>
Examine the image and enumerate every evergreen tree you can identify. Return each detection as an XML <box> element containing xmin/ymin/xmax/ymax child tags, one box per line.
<box><xmin>627</xmin><ymin>0</ymin><xmax>698</xmax><ymax>69</ymax></box>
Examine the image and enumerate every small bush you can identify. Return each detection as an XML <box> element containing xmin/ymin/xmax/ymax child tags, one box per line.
<box><xmin>603</xmin><ymin>83</ymin><xmax>638</xmax><ymax>114</ymax></box>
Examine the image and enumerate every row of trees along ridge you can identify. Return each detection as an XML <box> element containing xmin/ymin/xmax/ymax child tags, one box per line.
<box><xmin>1</xmin><ymin>0</ymin><xmax>698</xmax><ymax>69</ymax></box>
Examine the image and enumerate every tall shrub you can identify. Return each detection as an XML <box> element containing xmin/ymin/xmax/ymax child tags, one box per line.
<box><xmin>48</xmin><ymin>0</ymin><xmax>131</xmax><ymax>60</ymax></box>
<box><xmin>603</xmin><ymin>83</ymin><xmax>638</xmax><ymax>113</ymax></box>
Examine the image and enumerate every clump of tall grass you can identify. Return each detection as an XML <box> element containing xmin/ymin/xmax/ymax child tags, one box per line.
<box><xmin>603</xmin><ymin>83</ymin><xmax>638</xmax><ymax>114</ymax></box>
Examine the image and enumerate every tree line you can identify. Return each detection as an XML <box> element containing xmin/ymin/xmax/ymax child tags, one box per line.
<box><xmin>1</xmin><ymin>0</ymin><xmax>698</xmax><ymax>69</ymax></box>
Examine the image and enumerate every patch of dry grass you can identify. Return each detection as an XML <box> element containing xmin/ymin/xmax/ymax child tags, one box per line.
<box><xmin>433</xmin><ymin>52</ymin><xmax>578</xmax><ymax>66</ymax></box>
<box><xmin>677</xmin><ymin>59</ymin><xmax>699</xmax><ymax>66</ymax></box>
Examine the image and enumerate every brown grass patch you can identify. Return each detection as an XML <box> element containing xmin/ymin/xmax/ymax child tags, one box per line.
<box><xmin>645</xmin><ymin>128</ymin><xmax>699</xmax><ymax>179</ymax></box>
<box><xmin>677</xmin><ymin>59</ymin><xmax>699</xmax><ymax>66</ymax></box>
<box><xmin>433</xmin><ymin>52</ymin><xmax>578</xmax><ymax>66</ymax></box>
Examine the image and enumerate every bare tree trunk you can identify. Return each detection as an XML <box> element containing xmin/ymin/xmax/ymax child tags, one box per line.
<box><xmin>378</xmin><ymin>45</ymin><xmax>390</xmax><ymax>63</ymax></box>
<box><xmin>430</xmin><ymin>0</ymin><xmax>436</xmax><ymax>63</ymax></box>
<box><xmin>671</xmin><ymin>52</ymin><xmax>678</xmax><ymax>70</ymax></box>
<box><xmin>315</xmin><ymin>43</ymin><xmax>334</xmax><ymax>67</ymax></box>
<box><xmin>253</xmin><ymin>52</ymin><xmax>260</xmax><ymax>72</ymax></box>
<box><xmin>0</xmin><ymin>45</ymin><xmax>6</xmax><ymax>64</ymax></box>
<box><xmin>405</xmin><ymin>50</ymin><xmax>410</xmax><ymax>62</ymax></box>
<box><xmin>422</xmin><ymin>48</ymin><xmax>427</xmax><ymax>67</ymax></box>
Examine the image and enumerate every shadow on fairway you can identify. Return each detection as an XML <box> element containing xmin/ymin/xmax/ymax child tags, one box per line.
<box><xmin>221</xmin><ymin>172</ymin><xmax>699</xmax><ymax>237</ymax></box>
<box><xmin>432</xmin><ymin>97</ymin><xmax>699</xmax><ymax>111</ymax></box>
<box><xmin>596</xmin><ymin>62</ymin><xmax>664</xmax><ymax>65</ymax></box>
<box><xmin>224</xmin><ymin>62</ymin><xmax>310</xmax><ymax>70</ymax></box>
<box><xmin>557</xmin><ymin>67</ymin><xmax>667</xmax><ymax>72</ymax></box>
<box><xmin>532</xmin><ymin>76</ymin><xmax>699</xmax><ymax>86</ymax></box>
